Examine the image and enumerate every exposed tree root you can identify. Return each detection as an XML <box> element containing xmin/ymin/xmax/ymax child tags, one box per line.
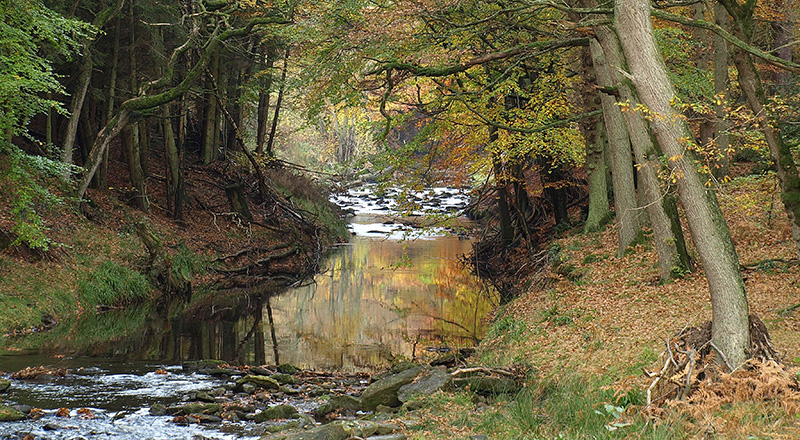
<box><xmin>645</xmin><ymin>314</ymin><xmax>798</xmax><ymax>417</ymax></box>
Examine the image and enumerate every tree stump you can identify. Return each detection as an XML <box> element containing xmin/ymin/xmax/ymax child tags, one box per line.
<box><xmin>224</xmin><ymin>182</ymin><xmax>253</xmax><ymax>222</ymax></box>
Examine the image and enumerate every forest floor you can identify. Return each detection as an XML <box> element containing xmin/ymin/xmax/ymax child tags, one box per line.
<box><xmin>396</xmin><ymin>172</ymin><xmax>800</xmax><ymax>439</ymax></box>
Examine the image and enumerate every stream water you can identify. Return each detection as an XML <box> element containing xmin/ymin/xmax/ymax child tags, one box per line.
<box><xmin>0</xmin><ymin>185</ymin><xmax>494</xmax><ymax>439</ymax></box>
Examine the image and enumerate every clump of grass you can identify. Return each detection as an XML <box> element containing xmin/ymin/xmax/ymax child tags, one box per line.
<box><xmin>169</xmin><ymin>244</ymin><xmax>206</xmax><ymax>286</ymax></box>
<box><xmin>79</xmin><ymin>261</ymin><xmax>151</xmax><ymax>306</ymax></box>
<box><xmin>485</xmin><ymin>315</ymin><xmax>529</xmax><ymax>343</ymax></box>
<box><xmin>476</xmin><ymin>374</ymin><xmax>684</xmax><ymax>440</ymax></box>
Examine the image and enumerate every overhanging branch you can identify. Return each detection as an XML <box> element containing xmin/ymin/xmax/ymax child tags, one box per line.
<box><xmin>651</xmin><ymin>9</ymin><xmax>800</xmax><ymax>72</ymax></box>
<box><xmin>368</xmin><ymin>37</ymin><xmax>590</xmax><ymax>77</ymax></box>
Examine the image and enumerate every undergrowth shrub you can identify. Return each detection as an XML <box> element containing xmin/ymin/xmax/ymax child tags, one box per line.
<box><xmin>0</xmin><ymin>146</ymin><xmax>71</xmax><ymax>251</ymax></box>
<box><xmin>79</xmin><ymin>261</ymin><xmax>151</xmax><ymax>306</ymax></box>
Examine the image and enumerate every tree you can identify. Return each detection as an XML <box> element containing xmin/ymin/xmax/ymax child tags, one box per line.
<box><xmin>0</xmin><ymin>0</ymin><xmax>90</xmax><ymax>249</ymax></box>
<box><xmin>616</xmin><ymin>0</ymin><xmax>750</xmax><ymax>366</ymax></box>
<box><xmin>590</xmin><ymin>27</ymin><xmax>691</xmax><ymax>280</ymax></box>
<box><xmin>77</xmin><ymin>7</ymin><xmax>291</xmax><ymax>201</ymax></box>
<box><xmin>58</xmin><ymin>0</ymin><xmax>125</xmax><ymax>175</ymax></box>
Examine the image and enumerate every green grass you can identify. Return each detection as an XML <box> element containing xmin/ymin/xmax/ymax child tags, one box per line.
<box><xmin>485</xmin><ymin>315</ymin><xmax>529</xmax><ymax>343</ymax></box>
<box><xmin>0</xmin><ymin>255</ymin><xmax>76</xmax><ymax>333</ymax></box>
<box><xmin>78</xmin><ymin>261</ymin><xmax>151</xmax><ymax>306</ymax></box>
<box><xmin>401</xmin><ymin>372</ymin><xmax>686</xmax><ymax>440</ymax></box>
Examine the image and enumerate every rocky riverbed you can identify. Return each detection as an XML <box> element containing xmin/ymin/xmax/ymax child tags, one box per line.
<box><xmin>0</xmin><ymin>354</ymin><xmax>521</xmax><ymax>440</ymax></box>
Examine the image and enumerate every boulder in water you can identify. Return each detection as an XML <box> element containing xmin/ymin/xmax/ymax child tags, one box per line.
<box><xmin>313</xmin><ymin>394</ymin><xmax>361</xmax><ymax>420</ymax></box>
<box><xmin>254</xmin><ymin>404</ymin><xmax>300</xmax><ymax>422</ymax></box>
<box><xmin>0</xmin><ymin>404</ymin><xmax>26</xmax><ymax>421</ymax></box>
<box><xmin>237</xmin><ymin>374</ymin><xmax>281</xmax><ymax>391</ymax></box>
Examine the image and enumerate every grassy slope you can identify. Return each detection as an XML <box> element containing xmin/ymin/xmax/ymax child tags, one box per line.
<box><xmin>396</xmin><ymin>173</ymin><xmax>800</xmax><ymax>439</ymax></box>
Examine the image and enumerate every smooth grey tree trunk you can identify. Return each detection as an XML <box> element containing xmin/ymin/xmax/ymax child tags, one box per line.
<box><xmin>713</xmin><ymin>2</ymin><xmax>731</xmax><ymax>177</ymax></box>
<box><xmin>616</xmin><ymin>0</ymin><xmax>749</xmax><ymax>367</ymax></box>
<box><xmin>592</xmin><ymin>38</ymin><xmax>641</xmax><ymax>256</ymax></box>
<box><xmin>585</xmin><ymin>117</ymin><xmax>610</xmax><ymax>233</ymax></box>
<box><xmin>592</xmin><ymin>32</ymin><xmax>691</xmax><ymax>281</ymax></box>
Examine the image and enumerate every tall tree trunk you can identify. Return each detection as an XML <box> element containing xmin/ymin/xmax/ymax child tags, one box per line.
<box><xmin>46</xmin><ymin>101</ymin><xmax>53</xmax><ymax>148</ymax></box>
<box><xmin>225</xmin><ymin>55</ymin><xmax>243</xmax><ymax>159</ymax></box>
<box><xmin>770</xmin><ymin>0</ymin><xmax>795</xmax><ymax>93</ymax></box>
<box><xmin>592</xmin><ymin>37</ymin><xmax>641</xmax><ymax>256</ymax></box>
<box><xmin>123</xmin><ymin>2</ymin><xmax>147</xmax><ymax>212</ymax></box>
<box><xmin>255</xmin><ymin>46</ymin><xmax>275</xmax><ymax>155</ymax></box>
<box><xmin>202</xmin><ymin>48</ymin><xmax>221</xmax><ymax>164</ymax></box>
<box><xmin>139</xmin><ymin>118</ymin><xmax>150</xmax><ymax>177</ymax></box>
<box><xmin>62</xmin><ymin>47</ymin><xmax>93</xmax><ymax>175</ymax></box>
<box><xmin>713</xmin><ymin>2</ymin><xmax>731</xmax><ymax>178</ymax></box>
<box><xmin>693</xmin><ymin>3</ymin><xmax>715</xmax><ymax>153</ymax></box>
<box><xmin>592</xmin><ymin>32</ymin><xmax>691</xmax><ymax>280</ymax></box>
<box><xmin>585</xmin><ymin>117</ymin><xmax>611</xmax><ymax>232</ymax></box>
<box><xmin>265</xmin><ymin>46</ymin><xmax>290</xmax><ymax>158</ymax></box>
<box><xmin>617</xmin><ymin>0</ymin><xmax>749</xmax><ymax>367</ymax></box>
<box><xmin>490</xmin><ymin>128</ymin><xmax>514</xmax><ymax>244</ymax></box>
<box><xmin>124</xmin><ymin>123</ymin><xmax>149</xmax><ymax>212</ymax></box>
<box><xmin>162</xmin><ymin>107</ymin><xmax>185</xmax><ymax>222</ymax></box>
<box><xmin>100</xmin><ymin>17</ymin><xmax>122</xmax><ymax>189</ymax></box>
<box><xmin>61</xmin><ymin>0</ymin><xmax>126</xmax><ymax>175</ymax></box>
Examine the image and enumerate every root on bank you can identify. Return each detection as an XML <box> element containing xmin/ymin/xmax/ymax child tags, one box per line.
<box><xmin>645</xmin><ymin>314</ymin><xmax>800</xmax><ymax>418</ymax></box>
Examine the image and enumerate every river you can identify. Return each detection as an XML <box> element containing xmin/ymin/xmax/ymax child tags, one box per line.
<box><xmin>0</xmin><ymin>185</ymin><xmax>494</xmax><ymax>439</ymax></box>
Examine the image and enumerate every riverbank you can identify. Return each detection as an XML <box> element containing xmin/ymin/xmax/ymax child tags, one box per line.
<box><xmin>0</xmin><ymin>163</ymin><xmax>347</xmax><ymax>348</ymax></box>
<box><xmin>401</xmin><ymin>173</ymin><xmax>800</xmax><ymax>439</ymax></box>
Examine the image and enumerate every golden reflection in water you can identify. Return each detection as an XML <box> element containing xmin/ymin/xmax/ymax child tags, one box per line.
<box><xmin>267</xmin><ymin>236</ymin><xmax>495</xmax><ymax>371</ymax></box>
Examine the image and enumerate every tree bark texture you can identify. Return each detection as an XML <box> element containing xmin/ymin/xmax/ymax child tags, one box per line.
<box><xmin>616</xmin><ymin>0</ymin><xmax>749</xmax><ymax>366</ymax></box>
<box><xmin>713</xmin><ymin>2</ymin><xmax>731</xmax><ymax>178</ymax></box>
<box><xmin>592</xmin><ymin>31</ymin><xmax>691</xmax><ymax>280</ymax></box>
<box><xmin>203</xmin><ymin>48</ymin><xmax>221</xmax><ymax>164</ymax></box>
<box><xmin>62</xmin><ymin>47</ymin><xmax>93</xmax><ymax>174</ymax></box>
<box><xmin>162</xmin><ymin>106</ymin><xmax>185</xmax><ymax>221</ymax></box>
<box><xmin>590</xmin><ymin>37</ymin><xmax>641</xmax><ymax>256</ymax></box>
<box><xmin>266</xmin><ymin>46</ymin><xmax>291</xmax><ymax>158</ymax></box>
<box><xmin>256</xmin><ymin>46</ymin><xmax>275</xmax><ymax>155</ymax></box>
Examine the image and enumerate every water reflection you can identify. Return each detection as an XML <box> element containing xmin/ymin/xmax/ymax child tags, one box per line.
<box><xmin>264</xmin><ymin>234</ymin><xmax>492</xmax><ymax>371</ymax></box>
<box><xmin>2</xmin><ymin>188</ymin><xmax>494</xmax><ymax>372</ymax></box>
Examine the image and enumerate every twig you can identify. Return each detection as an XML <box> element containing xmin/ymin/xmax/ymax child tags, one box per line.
<box><xmin>708</xmin><ymin>341</ymin><xmax>733</xmax><ymax>372</ymax></box>
<box><xmin>679</xmin><ymin>349</ymin><xmax>696</xmax><ymax>400</ymax></box>
<box><xmin>646</xmin><ymin>353</ymin><xmax>673</xmax><ymax>409</ymax></box>
<box><xmin>666</xmin><ymin>338</ymin><xmax>678</xmax><ymax>369</ymax></box>
<box><xmin>451</xmin><ymin>367</ymin><xmax>516</xmax><ymax>378</ymax></box>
